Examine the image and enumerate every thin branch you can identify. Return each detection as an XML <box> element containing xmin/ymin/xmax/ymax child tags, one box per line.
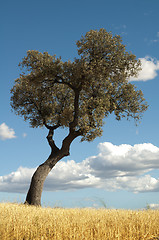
<box><xmin>43</xmin><ymin>121</ymin><xmax>60</xmax><ymax>152</ymax></box>
<box><xmin>46</xmin><ymin>128</ymin><xmax>59</xmax><ymax>152</ymax></box>
<box><xmin>45</xmin><ymin>75</ymin><xmax>76</xmax><ymax>91</ymax></box>
<box><xmin>43</xmin><ymin>120</ymin><xmax>60</xmax><ymax>131</ymax></box>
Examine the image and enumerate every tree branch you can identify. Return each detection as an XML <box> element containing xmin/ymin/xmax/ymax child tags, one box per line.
<box><xmin>69</xmin><ymin>89</ymin><xmax>81</xmax><ymax>133</ymax></box>
<box><xmin>42</xmin><ymin>120</ymin><xmax>60</xmax><ymax>152</ymax></box>
<box><xmin>46</xmin><ymin>75</ymin><xmax>76</xmax><ymax>91</ymax></box>
<box><xmin>61</xmin><ymin>130</ymin><xmax>82</xmax><ymax>156</ymax></box>
<box><xmin>43</xmin><ymin>120</ymin><xmax>60</xmax><ymax>131</ymax></box>
<box><xmin>46</xmin><ymin>128</ymin><xmax>59</xmax><ymax>153</ymax></box>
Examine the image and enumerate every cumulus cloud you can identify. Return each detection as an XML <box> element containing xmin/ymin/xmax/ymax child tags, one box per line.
<box><xmin>0</xmin><ymin>123</ymin><xmax>16</xmax><ymax>140</ymax></box>
<box><xmin>1</xmin><ymin>142</ymin><xmax>159</xmax><ymax>193</ymax></box>
<box><xmin>129</xmin><ymin>56</ymin><xmax>159</xmax><ymax>81</ymax></box>
<box><xmin>87</xmin><ymin>142</ymin><xmax>159</xmax><ymax>178</ymax></box>
<box><xmin>0</xmin><ymin>167</ymin><xmax>34</xmax><ymax>193</ymax></box>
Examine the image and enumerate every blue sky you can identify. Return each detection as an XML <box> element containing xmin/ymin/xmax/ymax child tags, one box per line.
<box><xmin>1</xmin><ymin>0</ymin><xmax>159</xmax><ymax>209</ymax></box>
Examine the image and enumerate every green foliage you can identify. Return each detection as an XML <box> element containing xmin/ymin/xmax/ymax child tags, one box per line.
<box><xmin>10</xmin><ymin>29</ymin><xmax>148</xmax><ymax>141</ymax></box>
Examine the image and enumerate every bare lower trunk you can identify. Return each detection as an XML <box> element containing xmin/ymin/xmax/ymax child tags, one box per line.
<box><xmin>25</xmin><ymin>152</ymin><xmax>65</xmax><ymax>206</ymax></box>
<box><xmin>25</xmin><ymin>164</ymin><xmax>51</xmax><ymax>206</ymax></box>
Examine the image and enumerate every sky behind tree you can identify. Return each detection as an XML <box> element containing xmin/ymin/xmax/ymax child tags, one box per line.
<box><xmin>1</xmin><ymin>0</ymin><xmax>159</xmax><ymax>209</ymax></box>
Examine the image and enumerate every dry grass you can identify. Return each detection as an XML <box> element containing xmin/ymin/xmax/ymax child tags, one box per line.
<box><xmin>0</xmin><ymin>203</ymin><xmax>159</xmax><ymax>240</ymax></box>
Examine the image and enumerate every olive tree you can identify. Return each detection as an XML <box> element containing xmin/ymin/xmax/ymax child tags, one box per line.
<box><xmin>10</xmin><ymin>29</ymin><xmax>148</xmax><ymax>206</ymax></box>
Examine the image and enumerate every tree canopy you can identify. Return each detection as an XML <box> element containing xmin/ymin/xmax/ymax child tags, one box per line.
<box><xmin>11</xmin><ymin>29</ymin><xmax>148</xmax><ymax>142</ymax></box>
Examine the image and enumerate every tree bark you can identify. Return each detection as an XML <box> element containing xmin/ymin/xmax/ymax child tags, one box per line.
<box><xmin>25</xmin><ymin>152</ymin><xmax>65</xmax><ymax>206</ymax></box>
<box><xmin>24</xmin><ymin>128</ymin><xmax>82</xmax><ymax>206</ymax></box>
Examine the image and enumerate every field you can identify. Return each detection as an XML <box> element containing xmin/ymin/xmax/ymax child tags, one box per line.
<box><xmin>0</xmin><ymin>203</ymin><xmax>159</xmax><ymax>240</ymax></box>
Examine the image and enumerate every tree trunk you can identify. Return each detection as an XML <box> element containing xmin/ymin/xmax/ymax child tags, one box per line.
<box><xmin>25</xmin><ymin>151</ymin><xmax>65</xmax><ymax>206</ymax></box>
<box><xmin>24</xmin><ymin>127</ymin><xmax>81</xmax><ymax>206</ymax></box>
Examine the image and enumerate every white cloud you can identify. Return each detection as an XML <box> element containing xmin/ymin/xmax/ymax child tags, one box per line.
<box><xmin>149</xmin><ymin>203</ymin><xmax>159</xmax><ymax>209</ymax></box>
<box><xmin>1</xmin><ymin>142</ymin><xmax>159</xmax><ymax>193</ymax></box>
<box><xmin>87</xmin><ymin>142</ymin><xmax>159</xmax><ymax>178</ymax></box>
<box><xmin>129</xmin><ymin>56</ymin><xmax>159</xmax><ymax>81</ymax></box>
<box><xmin>0</xmin><ymin>167</ymin><xmax>34</xmax><ymax>193</ymax></box>
<box><xmin>113</xmin><ymin>175</ymin><xmax>159</xmax><ymax>193</ymax></box>
<box><xmin>0</xmin><ymin>123</ymin><xmax>16</xmax><ymax>140</ymax></box>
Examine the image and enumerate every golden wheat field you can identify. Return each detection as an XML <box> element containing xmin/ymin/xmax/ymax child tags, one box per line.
<box><xmin>0</xmin><ymin>203</ymin><xmax>159</xmax><ymax>240</ymax></box>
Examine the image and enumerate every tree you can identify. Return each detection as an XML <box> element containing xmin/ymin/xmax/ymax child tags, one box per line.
<box><xmin>10</xmin><ymin>29</ymin><xmax>148</xmax><ymax>206</ymax></box>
